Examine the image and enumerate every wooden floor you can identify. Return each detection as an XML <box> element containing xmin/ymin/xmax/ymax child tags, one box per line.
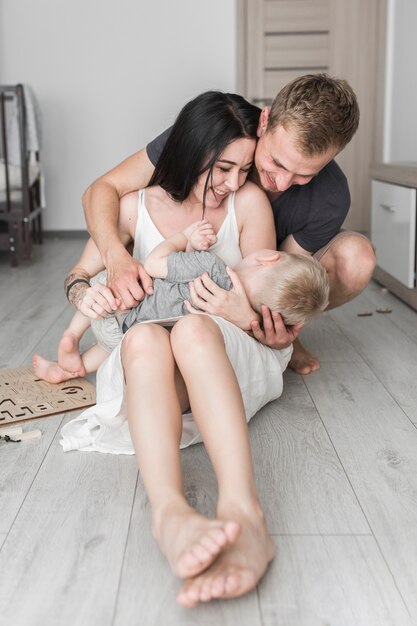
<box><xmin>1</xmin><ymin>238</ymin><xmax>417</xmax><ymax>626</ymax></box>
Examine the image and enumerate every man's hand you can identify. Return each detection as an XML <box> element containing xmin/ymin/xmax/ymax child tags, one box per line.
<box><xmin>250</xmin><ymin>305</ymin><xmax>303</xmax><ymax>350</ymax></box>
<box><xmin>184</xmin><ymin>267</ymin><xmax>258</xmax><ymax>330</ymax></box>
<box><xmin>106</xmin><ymin>249</ymin><xmax>153</xmax><ymax>309</ymax></box>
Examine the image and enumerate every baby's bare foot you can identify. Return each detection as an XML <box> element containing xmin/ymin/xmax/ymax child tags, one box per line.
<box><xmin>58</xmin><ymin>331</ymin><xmax>85</xmax><ymax>376</ymax></box>
<box><xmin>33</xmin><ymin>354</ymin><xmax>78</xmax><ymax>383</ymax></box>
<box><xmin>289</xmin><ymin>338</ymin><xmax>320</xmax><ymax>375</ymax></box>
<box><xmin>154</xmin><ymin>505</ymin><xmax>240</xmax><ymax>579</ymax></box>
<box><xmin>177</xmin><ymin>507</ymin><xmax>275</xmax><ymax>607</ymax></box>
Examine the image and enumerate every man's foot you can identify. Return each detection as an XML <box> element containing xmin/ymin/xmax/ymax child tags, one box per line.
<box><xmin>33</xmin><ymin>354</ymin><xmax>81</xmax><ymax>383</ymax></box>
<box><xmin>153</xmin><ymin>504</ymin><xmax>241</xmax><ymax>579</ymax></box>
<box><xmin>58</xmin><ymin>331</ymin><xmax>86</xmax><ymax>375</ymax></box>
<box><xmin>177</xmin><ymin>506</ymin><xmax>275</xmax><ymax>607</ymax></box>
<box><xmin>289</xmin><ymin>338</ymin><xmax>320</xmax><ymax>375</ymax></box>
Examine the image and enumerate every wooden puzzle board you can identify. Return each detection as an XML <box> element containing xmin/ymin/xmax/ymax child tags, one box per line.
<box><xmin>0</xmin><ymin>366</ymin><xmax>96</xmax><ymax>425</ymax></box>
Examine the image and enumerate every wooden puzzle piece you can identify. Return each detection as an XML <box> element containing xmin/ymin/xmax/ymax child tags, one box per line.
<box><xmin>0</xmin><ymin>366</ymin><xmax>96</xmax><ymax>424</ymax></box>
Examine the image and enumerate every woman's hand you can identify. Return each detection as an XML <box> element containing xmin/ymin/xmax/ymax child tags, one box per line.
<box><xmin>77</xmin><ymin>283</ymin><xmax>121</xmax><ymax>319</ymax></box>
<box><xmin>185</xmin><ymin>267</ymin><xmax>303</xmax><ymax>349</ymax></box>
<box><xmin>106</xmin><ymin>248</ymin><xmax>153</xmax><ymax>308</ymax></box>
<box><xmin>249</xmin><ymin>305</ymin><xmax>303</xmax><ymax>349</ymax></box>
<box><xmin>184</xmin><ymin>267</ymin><xmax>258</xmax><ymax>330</ymax></box>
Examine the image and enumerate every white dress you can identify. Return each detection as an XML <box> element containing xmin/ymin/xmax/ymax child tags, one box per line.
<box><xmin>60</xmin><ymin>190</ymin><xmax>292</xmax><ymax>453</ymax></box>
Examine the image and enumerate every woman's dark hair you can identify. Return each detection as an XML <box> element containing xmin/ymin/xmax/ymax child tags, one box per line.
<box><xmin>148</xmin><ymin>91</ymin><xmax>261</xmax><ymax>209</ymax></box>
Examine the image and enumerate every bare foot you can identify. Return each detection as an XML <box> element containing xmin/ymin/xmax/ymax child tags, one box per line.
<box><xmin>153</xmin><ymin>504</ymin><xmax>241</xmax><ymax>579</ymax></box>
<box><xmin>177</xmin><ymin>506</ymin><xmax>275</xmax><ymax>607</ymax></box>
<box><xmin>289</xmin><ymin>338</ymin><xmax>320</xmax><ymax>375</ymax></box>
<box><xmin>58</xmin><ymin>331</ymin><xmax>86</xmax><ymax>375</ymax></box>
<box><xmin>33</xmin><ymin>354</ymin><xmax>79</xmax><ymax>383</ymax></box>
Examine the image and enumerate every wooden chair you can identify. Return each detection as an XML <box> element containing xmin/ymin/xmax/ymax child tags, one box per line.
<box><xmin>0</xmin><ymin>84</ymin><xmax>43</xmax><ymax>266</ymax></box>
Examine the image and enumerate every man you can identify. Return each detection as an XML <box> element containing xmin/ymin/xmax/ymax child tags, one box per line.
<box><xmin>82</xmin><ymin>74</ymin><xmax>376</xmax><ymax>374</ymax></box>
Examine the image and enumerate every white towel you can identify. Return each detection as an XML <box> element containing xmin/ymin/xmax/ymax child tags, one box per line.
<box><xmin>6</xmin><ymin>84</ymin><xmax>42</xmax><ymax>167</ymax></box>
<box><xmin>2</xmin><ymin>85</ymin><xmax>45</xmax><ymax>207</ymax></box>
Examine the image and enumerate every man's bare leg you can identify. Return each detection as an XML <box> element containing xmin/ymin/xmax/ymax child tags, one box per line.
<box><xmin>171</xmin><ymin>316</ymin><xmax>275</xmax><ymax>606</ymax></box>
<box><xmin>289</xmin><ymin>234</ymin><xmax>376</xmax><ymax>374</ymax></box>
<box><xmin>121</xmin><ymin>323</ymin><xmax>240</xmax><ymax>580</ymax></box>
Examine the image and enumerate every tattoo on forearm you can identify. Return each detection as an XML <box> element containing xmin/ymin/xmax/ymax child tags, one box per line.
<box><xmin>64</xmin><ymin>272</ymin><xmax>90</xmax><ymax>307</ymax></box>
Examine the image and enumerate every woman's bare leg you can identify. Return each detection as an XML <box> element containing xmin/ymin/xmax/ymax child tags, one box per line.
<box><xmin>121</xmin><ymin>323</ymin><xmax>240</xmax><ymax>579</ymax></box>
<box><xmin>170</xmin><ymin>315</ymin><xmax>275</xmax><ymax>606</ymax></box>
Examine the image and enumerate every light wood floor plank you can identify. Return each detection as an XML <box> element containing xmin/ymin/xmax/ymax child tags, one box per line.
<box><xmin>0</xmin><ymin>300</ymin><xmax>61</xmax><ymax>372</ymax></box>
<box><xmin>366</xmin><ymin>280</ymin><xmax>417</xmax><ymax>344</ymax></box>
<box><xmin>329</xmin><ymin>292</ymin><xmax>417</xmax><ymax>423</ymax></box>
<box><xmin>1</xmin><ymin>289</ymin><xmax>70</xmax><ymax>369</ymax></box>
<box><xmin>2</xmin><ymin>240</ymin><xmax>417</xmax><ymax>624</ymax></box>
<box><xmin>0</xmin><ymin>290</ymin><xmax>90</xmax><ymax>535</ymax></box>
<box><xmin>259</xmin><ymin>536</ymin><xmax>412</xmax><ymax>626</ymax></box>
<box><xmin>0</xmin><ymin>418</ymin><xmax>138</xmax><ymax>626</ymax></box>
<box><xmin>249</xmin><ymin>371</ymin><xmax>369</xmax><ymax>534</ymax></box>
<box><xmin>0</xmin><ymin>415</ymin><xmax>64</xmax><ymax>533</ymax></box>
<box><xmin>0</xmin><ymin>240</ymin><xmax>84</xmax><ymax>325</ymax></box>
<box><xmin>0</xmin><ymin>244</ymin><xmax>95</xmax><ymax>540</ymax></box>
<box><xmin>304</xmin><ymin>362</ymin><xmax>417</xmax><ymax>618</ymax></box>
<box><xmin>297</xmin><ymin>312</ymin><xmax>363</xmax><ymax>363</ymax></box>
<box><xmin>114</xmin><ymin>475</ymin><xmax>263</xmax><ymax>626</ymax></box>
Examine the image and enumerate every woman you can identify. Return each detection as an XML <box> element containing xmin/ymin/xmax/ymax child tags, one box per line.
<box><xmin>60</xmin><ymin>92</ymin><xmax>292</xmax><ymax>607</ymax></box>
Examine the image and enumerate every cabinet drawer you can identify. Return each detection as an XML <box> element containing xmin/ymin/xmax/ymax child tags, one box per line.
<box><xmin>371</xmin><ymin>181</ymin><xmax>416</xmax><ymax>287</ymax></box>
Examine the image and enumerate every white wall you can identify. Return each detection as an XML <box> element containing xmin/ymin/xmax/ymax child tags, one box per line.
<box><xmin>0</xmin><ymin>0</ymin><xmax>237</xmax><ymax>230</ymax></box>
<box><xmin>383</xmin><ymin>0</ymin><xmax>417</xmax><ymax>163</ymax></box>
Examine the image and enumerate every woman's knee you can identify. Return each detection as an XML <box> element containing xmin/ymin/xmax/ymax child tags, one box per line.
<box><xmin>171</xmin><ymin>315</ymin><xmax>222</xmax><ymax>354</ymax></box>
<box><xmin>121</xmin><ymin>323</ymin><xmax>168</xmax><ymax>363</ymax></box>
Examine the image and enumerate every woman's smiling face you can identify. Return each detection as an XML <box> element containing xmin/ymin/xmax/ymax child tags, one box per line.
<box><xmin>190</xmin><ymin>137</ymin><xmax>256</xmax><ymax>209</ymax></box>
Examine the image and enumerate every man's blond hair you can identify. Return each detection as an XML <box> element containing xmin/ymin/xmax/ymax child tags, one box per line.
<box><xmin>252</xmin><ymin>254</ymin><xmax>330</xmax><ymax>326</ymax></box>
<box><xmin>267</xmin><ymin>73</ymin><xmax>359</xmax><ymax>157</ymax></box>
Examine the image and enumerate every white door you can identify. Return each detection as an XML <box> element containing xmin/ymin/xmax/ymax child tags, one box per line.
<box><xmin>239</xmin><ymin>0</ymin><xmax>385</xmax><ymax>233</ymax></box>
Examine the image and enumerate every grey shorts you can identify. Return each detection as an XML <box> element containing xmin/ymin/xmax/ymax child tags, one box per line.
<box><xmin>312</xmin><ymin>230</ymin><xmax>373</xmax><ymax>262</ymax></box>
<box><xmin>91</xmin><ymin>316</ymin><xmax>123</xmax><ymax>353</ymax></box>
<box><xmin>90</xmin><ymin>269</ymin><xmax>123</xmax><ymax>352</ymax></box>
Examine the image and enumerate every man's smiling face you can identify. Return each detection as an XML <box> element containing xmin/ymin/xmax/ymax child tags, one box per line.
<box><xmin>254</xmin><ymin>109</ymin><xmax>338</xmax><ymax>194</ymax></box>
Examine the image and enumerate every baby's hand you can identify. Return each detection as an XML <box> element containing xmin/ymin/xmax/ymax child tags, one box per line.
<box><xmin>187</xmin><ymin>219</ymin><xmax>217</xmax><ymax>251</ymax></box>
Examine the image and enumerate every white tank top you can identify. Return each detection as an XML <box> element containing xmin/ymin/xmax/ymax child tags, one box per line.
<box><xmin>132</xmin><ymin>189</ymin><xmax>242</xmax><ymax>268</ymax></box>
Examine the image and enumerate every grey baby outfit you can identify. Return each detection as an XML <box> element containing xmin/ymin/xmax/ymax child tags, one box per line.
<box><xmin>91</xmin><ymin>251</ymin><xmax>232</xmax><ymax>352</ymax></box>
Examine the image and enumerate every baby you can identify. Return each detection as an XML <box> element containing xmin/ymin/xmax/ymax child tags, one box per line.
<box><xmin>33</xmin><ymin>220</ymin><xmax>329</xmax><ymax>383</ymax></box>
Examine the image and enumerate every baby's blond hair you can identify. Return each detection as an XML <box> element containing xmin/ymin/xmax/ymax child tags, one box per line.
<box><xmin>252</xmin><ymin>254</ymin><xmax>329</xmax><ymax>326</ymax></box>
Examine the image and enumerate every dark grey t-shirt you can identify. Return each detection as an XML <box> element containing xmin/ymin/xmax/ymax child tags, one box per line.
<box><xmin>146</xmin><ymin>128</ymin><xmax>350</xmax><ymax>253</ymax></box>
<box><xmin>122</xmin><ymin>251</ymin><xmax>232</xmax><ymax>332</ymax></box>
